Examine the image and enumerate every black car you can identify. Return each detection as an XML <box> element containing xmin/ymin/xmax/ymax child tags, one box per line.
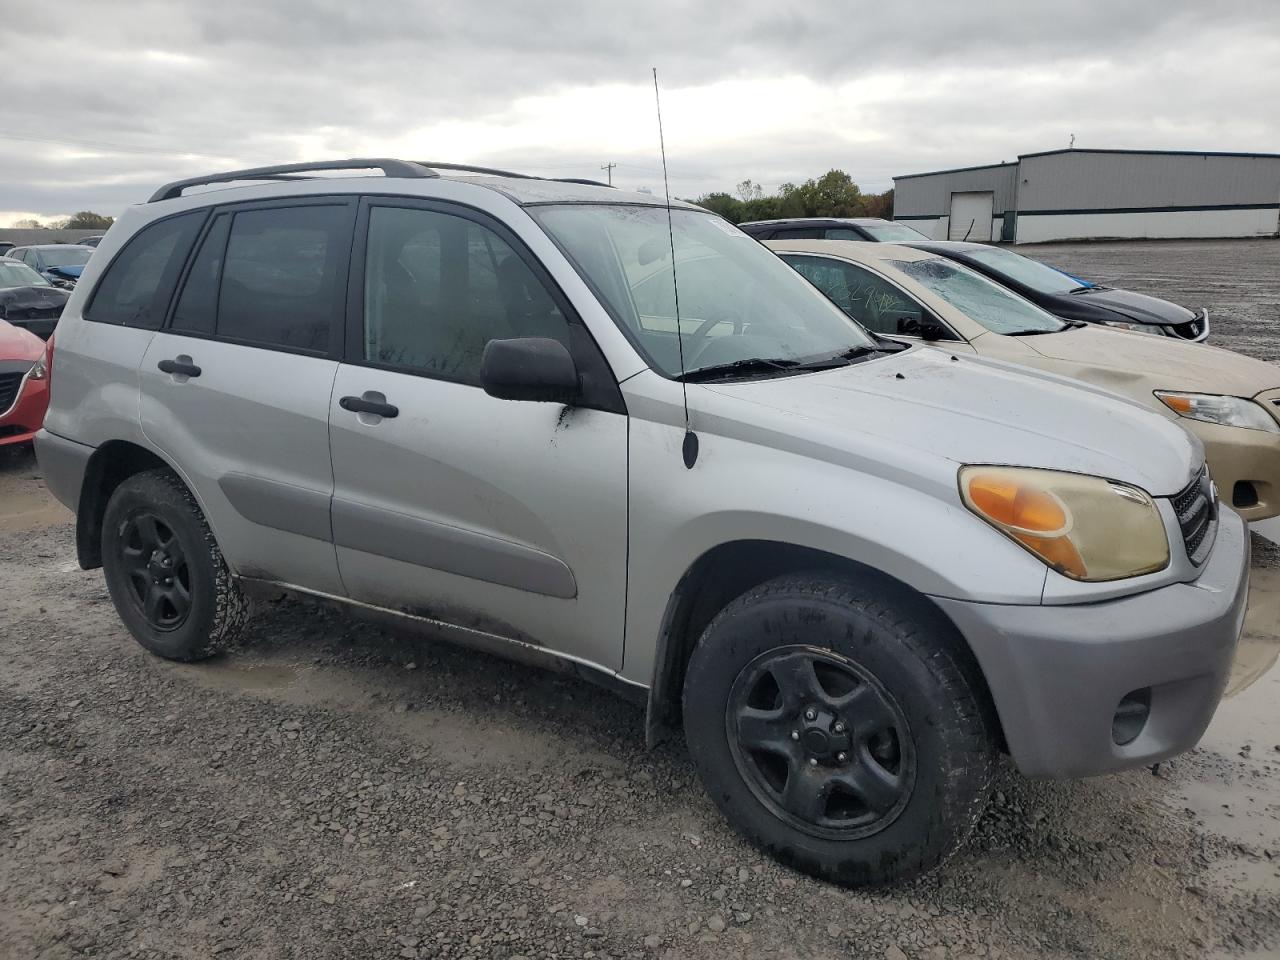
<box><xmin>904</xmin><ymin>241</ymin><xmax>1208</xmax><ymax>341</ymax></box>
<box><xmin>739</xmin><ymin>217</ymin><xmax>930</xmax><ymax>242</ymax></box>
<box><xmin>0</xmin><ymin>257</ymin><xmax>69</xmax><ymax>339</ymax></box>
<box><xmin>0</xmin><ymin>241</ymin><xmax>14</xmax><ymax>256</ymax></box>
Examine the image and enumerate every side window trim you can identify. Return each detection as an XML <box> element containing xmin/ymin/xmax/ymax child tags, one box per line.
<box><xmin>783</xmin><ymin>253</ymin><xmax>961</xmax><ymax>342</ymax></box>
<box><xmin>161</xmin><ymin>196</ymin><xmax>357</xmax><ymax>361</ymax></box>
<box><xmin>344</xmin><ymin>195</ymin><xmax>625</xmax><ymax>415</ymax></box>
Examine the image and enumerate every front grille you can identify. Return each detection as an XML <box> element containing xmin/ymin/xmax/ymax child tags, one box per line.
<box><xmin>1172</xmin><ymin>466</ymin><xmax>1217</xmax><ymax>566</ymax></box>
<box><xmin>1167</xmin><ymin>309</ymin><xmax>1208</xmax><ymax>342</ymax></box>
<box><xmin>0</xmin><ymin>371</ymin><xmax>25</xmax><ymax>415</ymax></box>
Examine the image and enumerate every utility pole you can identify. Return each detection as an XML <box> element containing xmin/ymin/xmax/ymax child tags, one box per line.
<box><xmin>600</xmin><ymin>162</ymin><xmax>616</xmax><ymax>186</ymax></box>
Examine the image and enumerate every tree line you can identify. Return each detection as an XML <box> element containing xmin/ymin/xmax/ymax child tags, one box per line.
<box><xmin>689</xmin><ymin>170</ymin><xmax>892</xmax><ymax>224</ymax></box>
<box><xmin>11</xmin><ymin>211</ymin><xmax>115</xmax><ymax>230</ymax></box>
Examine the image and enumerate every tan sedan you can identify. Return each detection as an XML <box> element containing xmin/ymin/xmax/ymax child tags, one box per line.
<box><xmin>767</xmin><ymin>239</ymin><xmax>1280</xmax><ymax>522</ymax></box>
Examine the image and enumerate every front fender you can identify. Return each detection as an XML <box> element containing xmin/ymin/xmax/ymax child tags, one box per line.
<box><xmin>619</xmin><ymin>416</ymin><xmax>1048</xmax><ymax>686</ymax></box>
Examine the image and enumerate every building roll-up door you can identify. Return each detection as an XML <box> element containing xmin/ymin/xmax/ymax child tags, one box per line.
<box><xmin>948</xmin><ymin>192</ymin><xmax>994</xmax><ymax>241</ymax></box>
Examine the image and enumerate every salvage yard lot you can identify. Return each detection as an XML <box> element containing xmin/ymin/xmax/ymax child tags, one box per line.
<box><xmin>2</xmin><ymin>238</ymin><xmax>1279</xmax><ymax>960</ymax></box>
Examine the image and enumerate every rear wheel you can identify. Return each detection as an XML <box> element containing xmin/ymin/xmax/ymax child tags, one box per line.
<box><xmin>682</xmin><ymin>573</ymin><xmax>995</xmax><ymax>886</ymax></box>
<box><xmin>101</xmin><ymin>469</ymin><xmax>249</xmax><ymax>661</ymax></box>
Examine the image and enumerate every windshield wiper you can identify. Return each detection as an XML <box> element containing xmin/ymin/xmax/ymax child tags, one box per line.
<box><xmin>677</xmin><ymin>357</ymin><xmax>801</xmax><ymax>382</ymax></box>
<box><xmin>1003</xmin><ymin>327</ymin><xmax>1061</xmax><ymax>336</ymax></box>
<box><xmin>792</xmin><ymin>344</ymin><xmax>884</xmax><ymax>368</ymax></box>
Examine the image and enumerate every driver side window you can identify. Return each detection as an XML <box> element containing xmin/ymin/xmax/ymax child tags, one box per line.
<box><xmin>785</xmin><ymin>256</ymin><xmax>925</xmax><ymax>336</ymax></box>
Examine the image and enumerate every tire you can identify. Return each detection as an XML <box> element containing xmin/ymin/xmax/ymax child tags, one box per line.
<box><xmin>101</xmin><ymin>468</ymin><xmax>250</xmax><ymax>661</ymax></box>
<box><xmin>682</xmin><ymin>572</ymin><xmax>995</xmax><ymax>887</ymax></box>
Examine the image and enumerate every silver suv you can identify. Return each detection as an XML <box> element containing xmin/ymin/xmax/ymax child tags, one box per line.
<box><xmin>36</xmin><ymin>159</ymin><xmax>1248</xmax><ymax>886</ymax></box>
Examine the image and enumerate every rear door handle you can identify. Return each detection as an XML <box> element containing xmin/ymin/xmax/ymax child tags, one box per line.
<box><xmin>158</xmin><ymin>357</ymin><xmax>201</xmax><ymax>378</ymax></box>
<box><xmin>339</xmin><ymin>394</ymin><xmax>399</xmax><ymax>418</ymax></box>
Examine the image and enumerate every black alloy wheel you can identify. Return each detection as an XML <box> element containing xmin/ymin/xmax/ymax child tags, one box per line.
<box><xmin>726</xmin><ymin>646</ymin><xmax>914</xmax><ymax>840</ymax></box>
<box><xmin>118</xmin><ymin>511</ymin><xmax>193</xmax><ymax>630</ymax></box>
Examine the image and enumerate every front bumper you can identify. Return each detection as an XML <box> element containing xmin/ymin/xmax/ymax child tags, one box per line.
<box><xmin>0</xmin><ymin>369</ymin><xmax>49</xmax><ymax>447</ymax></box>
<box><xmin>1186</xmin><ymin>417</ymin><xmax>1280</xmax><ymax>522</ymax></box>
<box><xmin>934</xmin><ymin>505</ymin><xmax>1249</xmax><ymax>778</ymax></box>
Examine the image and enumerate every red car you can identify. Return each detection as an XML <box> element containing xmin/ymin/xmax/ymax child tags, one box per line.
<box><xmin>0</xmin><ymin>320</ymin><xmax>51</xmax><ymax>447</ymax></box>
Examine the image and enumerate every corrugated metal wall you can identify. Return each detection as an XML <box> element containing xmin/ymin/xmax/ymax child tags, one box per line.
<box><xmin>1017</xmin><ymin>151</ymin><xmax>1280</xmax><ymax>212</ymax></box>
<box><xmin>892</xmin><ymin>163</ymin><xmax>1019</xmax><ymax>218</ymax></box>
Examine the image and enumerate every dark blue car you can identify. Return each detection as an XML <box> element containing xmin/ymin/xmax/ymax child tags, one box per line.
<box><xmin>4</xmin><ymin>244</ymin><xmax>94</xmax><ymax>289</ymax></box>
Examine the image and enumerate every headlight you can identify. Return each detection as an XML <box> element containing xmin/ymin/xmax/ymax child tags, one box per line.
<box><xmin>1101</xmin><ymin>320</ymin><xmax>1163</xmax><ymax>335</ymax></box>
<box><xmin>29</xmin><ymin>358</ymin><xmax>47</xmax><ymax>380</ymax></box>
<box><xmin>959</xmin><ymin>466</ymin><xmax>1170</xmax><ymax>582</ymax></box>
<box><xmin>1155</xmin><ymin>391</ymin><xmax>1279</xmax><ymax>433</ymax></box>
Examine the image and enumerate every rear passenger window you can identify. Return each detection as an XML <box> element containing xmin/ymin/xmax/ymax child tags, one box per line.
<box><xmin>87</xmin><ymin>212</ymin><xmax>203</xmax><ymax>328</ymax></box>
<box><xmin>167</xmin><ymin>204</ymin><xmax>350</xmax><ymax>352</ymax></box>
<box><xmin>361</xmin><ymin>205</ymin><xmax>572</xmax><ymax>384</ymax></box>
<box><xmin>217</xmin><ymin>205</ymin><xmax>348</xmax><ymax>352</ymax></box>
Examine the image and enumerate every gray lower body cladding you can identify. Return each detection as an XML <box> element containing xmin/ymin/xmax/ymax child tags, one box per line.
<box><xmin>33</xmin><ymin>429</ymin><xmax>93</xmax><ymax>512</ymax></box>
<box><xmin>935</xmin><ymin>506</ymin><xmax>1250</xmax><ymax>778</ymax></box>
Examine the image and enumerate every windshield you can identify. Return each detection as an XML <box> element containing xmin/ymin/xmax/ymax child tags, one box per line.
<box><xmin>0</xmin><ymin>260</ymin><xmax>51</xmax><ymax>288</ymax></box>
<box><xmin>893</xmin><ymin>258</ymin><xmax>1066</xmax><ymax>335</ymax></box>
<box><xmin>964</xmin><ymin>247</ymin><xmax>1084</xmax><ymax>295</ymax></box>
<box><xmin>41</xmin><ymin>246</ymin><xmax>92</xmax><ymax>268</ymax></box>
<box><xmin>860</xmin><ymin>222</ymin><xmax>929</xmax><ymax>242</ymax></box>
<box><xmin>530</xmin><ymin>205</ymin><xmax>875</xmax><ymax>377</ymax></box>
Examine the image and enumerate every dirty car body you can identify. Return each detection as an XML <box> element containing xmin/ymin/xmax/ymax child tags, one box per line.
<box><xmin>36</xmin><ymin>161</ymin><xmax>1248</xmax><ymax>886</ymax></box>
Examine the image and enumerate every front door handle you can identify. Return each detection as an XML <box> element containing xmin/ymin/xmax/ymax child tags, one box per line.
<box><xmin>158</xmin><ymin>356</ymin><xmax>201</xmax><ymax>378</ymax></box>
<box><xmin>339</xmin><ymin>394</ymin><xmax>399</xmax><ymax>419</ymax></box>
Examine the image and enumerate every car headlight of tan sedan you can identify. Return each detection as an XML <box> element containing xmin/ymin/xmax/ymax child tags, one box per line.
<box><xmin>1155</xmin><ymin>391</ymin><xmax>1279</xmax><ymax>433</ymax></box>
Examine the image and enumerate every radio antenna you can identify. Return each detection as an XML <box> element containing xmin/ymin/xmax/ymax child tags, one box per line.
<box><xmin>653</xmin><ymin>67</ymin><xmax>698</xmax><ymax>469</ymax></box>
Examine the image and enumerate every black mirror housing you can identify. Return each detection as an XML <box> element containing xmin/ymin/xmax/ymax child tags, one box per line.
<box><xmin>480</xmin><ymin>337</ymin><xmax>581</xmax><ymax>404</ymax></box>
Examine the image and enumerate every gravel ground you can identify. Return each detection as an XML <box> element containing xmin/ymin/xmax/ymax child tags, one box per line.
<box><xmin>2</xmin><ymin>239</ymin><xmax>1279</xmax><ymax>960</ymax></box>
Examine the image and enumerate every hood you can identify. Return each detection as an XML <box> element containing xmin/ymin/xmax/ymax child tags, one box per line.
<box><xmin>1071</xmin><ymin>287</ymin><xmax>1195</xmax><ymax>325</ymax></box>
<box><xmin>699</xmin><ymin>346</ymin><xmax>1198</xmax><ymax>498</ymax></box>
<box><xmin>0</xmin><ymin>285</ymin><xmax>69</xmax><ymax>316</ymax></box>
<box><xmin>0</xmin><ymin>318</ymin><xmax>45</xmax><ymax>361</ymax></box>
<box><xmin>1022</xmin><ymin>325</ymin><xmax>1279</xmax><ymax>397</ymax></box>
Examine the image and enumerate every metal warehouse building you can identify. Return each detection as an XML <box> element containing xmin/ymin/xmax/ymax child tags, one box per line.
<box><xmin>892</xmin><ymin>148</ymin><xmax>1280</xmax><ymax>244</ymax></box>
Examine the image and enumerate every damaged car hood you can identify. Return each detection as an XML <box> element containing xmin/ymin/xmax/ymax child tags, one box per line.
<box><xmin>1018</xmin><ymin>325</ymin><xmax>1279</xmax><ymax>398</ymax></box>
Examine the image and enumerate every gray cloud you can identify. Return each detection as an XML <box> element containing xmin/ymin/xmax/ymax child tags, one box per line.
<box><xmin>2</xmin><ymin>1</ymin><xmax>1278</xmax><ymax>219</ymax></box>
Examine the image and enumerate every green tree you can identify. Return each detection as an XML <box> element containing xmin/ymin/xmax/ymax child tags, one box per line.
<box><xmin>692</xmin><ymin>191</ymin><xmax>744</xmax><ymax>223</ymax></box>
<box><xmin>66</xmin><ymin>211</ymin><xmax>114</xmax><ymax>230</ymax></box>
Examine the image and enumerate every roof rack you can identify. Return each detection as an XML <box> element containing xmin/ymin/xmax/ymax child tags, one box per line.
<box><xmin>148</xmin><ymin>157</ymin><xmax>616</xmax><ymax>203</ymax></box>
<box><xmin>148</xmin><ymin>158</ymin><xmax>438</xmax><ymax>202</ymax></box>
<box><xmin>414</xmin><ymin>161</ymin><xmax>613</xmax><ymax>188</ymax></box>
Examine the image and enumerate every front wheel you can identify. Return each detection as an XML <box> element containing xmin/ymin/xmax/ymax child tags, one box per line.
<box><xmin>101</xmin><ymin>468</ymin><xmax>250</xmax><ymax>661</ymax></box>
<box><xmin>682</xmin><ymin>573</ymin><xmax>996</xmax><ymax>886</ymax></box>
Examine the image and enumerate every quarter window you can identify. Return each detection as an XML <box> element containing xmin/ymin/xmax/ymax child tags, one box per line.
<box><xmin>86</xmin><ymin>212</ymin><xmax>203</xmax><ymax>328</ymax></box>
<box><xmin>785</xmin><ymin>256</ymin><xmax>926</xmax><ymax>336</ymax></box>
<box><xmin>361</xmin><ymin>205</ymin><xmax>573</xmax><ymax>385</ymax></box>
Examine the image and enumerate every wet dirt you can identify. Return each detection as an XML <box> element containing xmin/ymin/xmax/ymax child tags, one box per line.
<box><xmin>2</xmin><ymin>240</ymin><xmax>1280</xmax><ymax>958</ymax></box>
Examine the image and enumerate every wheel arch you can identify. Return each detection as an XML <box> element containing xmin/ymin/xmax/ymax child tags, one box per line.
<box><xmin>75</xmin><ymin>439</ymin><xmax>181</xmax><ymax>569</ymax></box>
<box><xmin>643</xmin><ymin>539</ymin><xmax>1004</xmax><ymax>754</ymax></box>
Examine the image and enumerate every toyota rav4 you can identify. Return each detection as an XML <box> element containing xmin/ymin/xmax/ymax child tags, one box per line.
<box><xmin>36</xmin><ymin>159</ymin><xmax>1248</xmax><ymax>886</ymax></box>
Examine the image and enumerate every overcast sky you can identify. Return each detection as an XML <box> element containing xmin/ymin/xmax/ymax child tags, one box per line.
<box><xmin>3</xmin><ymin>1</ymin><xmax>1279</xmax><ymax>225</ymax></box>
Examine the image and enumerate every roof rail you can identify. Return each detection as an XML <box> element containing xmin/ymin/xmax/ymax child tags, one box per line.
<box><xmin>147</xmin><ymin>158</ymin><xmax>438</xmax><ymax>202</ymax></box>
<box><xmin>415</xmin><ymin>161</ymin><xmax>613</xmax><ymax>188</ymax></box>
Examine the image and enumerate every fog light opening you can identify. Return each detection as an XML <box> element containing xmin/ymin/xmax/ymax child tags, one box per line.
<box><xmin>1233</xmin><ymin>481</ymin><xmax>1259</xmax><ymax>509</ymax></box>
<box><xmin>1112</xmin><ymin>688</ymin><xmax>1151</xmax><ymax>746</ymax></box>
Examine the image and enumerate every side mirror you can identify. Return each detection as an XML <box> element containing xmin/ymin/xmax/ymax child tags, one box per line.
<box><xmin>480</xmin><ymin>337</ymin><xmax>581</xmax><ymax>404</ymax></box>
<box><xmin>918</xmin><ymin>317</ymin><xmax>950</xmax><ymax>342</ymax></box>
